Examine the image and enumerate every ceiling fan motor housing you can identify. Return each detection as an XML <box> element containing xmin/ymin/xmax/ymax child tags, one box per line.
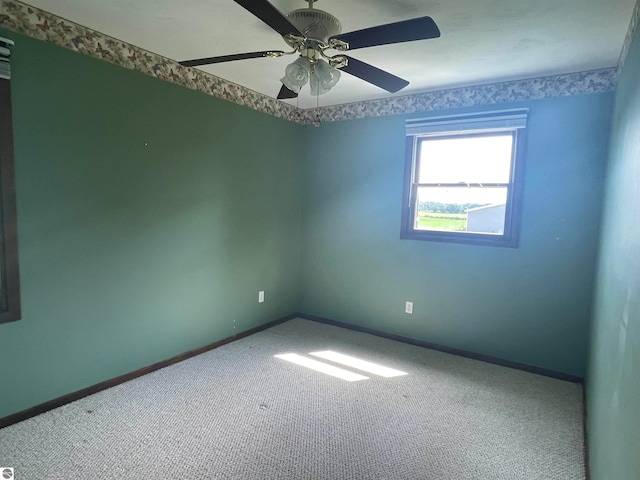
<box><xmin>286</xmin><ymin>8</ymin><xmax>342</xmax><ymax>43</ymax></box>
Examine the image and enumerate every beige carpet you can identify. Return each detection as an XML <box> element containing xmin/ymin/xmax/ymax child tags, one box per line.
<box><xmin>0</xmin><ymin>318</ymin><xmax>585</xmax><ymax>479</ymax></box>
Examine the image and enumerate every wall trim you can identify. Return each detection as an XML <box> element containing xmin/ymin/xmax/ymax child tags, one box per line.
<box><xmin>297</xmin><ymin>313</ymin><xmax>584</xmax><ymax>383</ymax></box>
<box><xmin>0</xmin><ymin>314</ymin><xmax>296</xmax><ymax>429</ymax></box>
<box><xmin>0</xmin><ymin>0</ymin><xmax>619</xmax><ymax>124</ymax></box>
<box><xmin>312</xmin><ymin>68</ymin><xmax>616</xmax><ymax>123</ymax></box>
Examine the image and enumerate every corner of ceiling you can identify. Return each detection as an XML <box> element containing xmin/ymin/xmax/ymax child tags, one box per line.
<box><xmin>0</xmin><ymin>0</ymin><xmax>303</xmax><ymax>123</ymax></box>
<box><xmin>617</xmin><ymin>0</ymin><xmax>640</xmax><ymax>75</ymax></box>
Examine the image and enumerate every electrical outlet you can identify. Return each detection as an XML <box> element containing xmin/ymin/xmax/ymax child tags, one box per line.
<box><xmin>258</xmin><ymin>291</ymin><xmax>265</xmax><ymax>303</ymax></box>
<box><xmin>405</xmin><ymin>301</ymin><xmax>413</xmax><ymax>314</ymax></box>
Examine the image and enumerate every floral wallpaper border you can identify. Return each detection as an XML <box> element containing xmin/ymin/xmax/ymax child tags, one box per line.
<box><xmin>0</xmin><ymin>0</ymin><xmax>304</xmax><ymax>123</ymax></box>
<box><xmin>0</xmin><ymin>0</ymin><xmax>627</xmax><ymax>125</ymax></box>
<box><xmin>309</xmin><ymin>68</ymin><xmax>617</xmax><ymax>123</ymax></box>
<box><xmin>618</xmin><ymin>0</ymin><xmax>640</xmax><ymax>74</ymax></box>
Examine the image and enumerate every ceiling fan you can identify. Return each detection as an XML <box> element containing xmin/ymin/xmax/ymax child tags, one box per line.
<box><xmin>179</xmin><ymin>0</ymin><xmax>440</xmax><ymax>100</ymax></box>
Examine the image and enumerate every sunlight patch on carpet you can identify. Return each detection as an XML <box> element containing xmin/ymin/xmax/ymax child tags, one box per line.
<box><xmin>309</xmin><ymin>351</ymin><xmax>408</xmax><ymax>378</ymax></box>
<box><xmin>274</xmin><ymin>354</ymin><xmax>369</xmax><ymax>381</ymax></box>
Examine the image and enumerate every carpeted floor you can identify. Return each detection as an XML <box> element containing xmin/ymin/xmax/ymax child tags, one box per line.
<box><xmin>0</xmin><ymin>318</ymin><xmax>585</xmax><ymax>479</ymax></box>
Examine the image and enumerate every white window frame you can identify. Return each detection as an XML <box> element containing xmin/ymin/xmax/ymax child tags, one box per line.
<box><xmin>401</xmin><ymin>109</ymin><xmax>528</xmax><ymax>247</ymax></box>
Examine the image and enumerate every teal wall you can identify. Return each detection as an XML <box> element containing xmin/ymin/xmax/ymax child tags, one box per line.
<box><xmin>0</xmin><ymin>26</ymin><xmax>620</xmax><ymax>422</ymax></box>
<box><xmin>301</xmin><ymin>95</ymin><xmax>613</xmax><ymax>377</ymax></box>
<box><xmin>586</xmin><ymin>23</ymin><xmax>640</xmax><ymax>480</ymax></box>
<box><xmin>0</xmin><ymin>31</ymin><xmax>304</xmax><ymax>418</ymax></box>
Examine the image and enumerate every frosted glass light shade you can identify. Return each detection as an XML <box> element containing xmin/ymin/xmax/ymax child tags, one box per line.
<box><xmin>310</xmin><ymin>59</ymin><xmax>341</xmax><ymax>96</ymax></box>
<box><xmin>281</xmin><ymin>57</ymin><xmax>310</xmax><ymax>93</ymax></box>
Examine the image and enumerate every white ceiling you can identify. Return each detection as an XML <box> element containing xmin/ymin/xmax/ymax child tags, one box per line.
<box><xmin>25</xmin><ymin>0</ymin><xmax>637</xmax><ymax>108</ymax></box>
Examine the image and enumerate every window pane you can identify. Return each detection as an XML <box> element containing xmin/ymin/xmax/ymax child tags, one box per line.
<box><xmin>418</xmin><ymin>134</ymin><xmax>513</xmax><ymax>184</ymax></box>
<box><xmin>415</xmin><ymin>187</ymin><xmax>508</xmax><ymax>234</ymax></box>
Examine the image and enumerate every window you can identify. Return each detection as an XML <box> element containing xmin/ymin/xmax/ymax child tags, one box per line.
<box><xmin>401</xmin><ymin>110</ymin><xmax>527</xmax><ymax>247</ymax></box>
<box><xmin>0</xmin><ymin>36</ymin><xmax>21</xmax><ymax>323</ymax></box>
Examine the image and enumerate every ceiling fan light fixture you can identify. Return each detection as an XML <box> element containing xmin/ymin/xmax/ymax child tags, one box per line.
<box><xmin>310</xmin><ymin>59</ymin><xmax>341</xmax><ymax>95</ymax></box>
<box><xmin>281</xmin><ymin>56</ymin><xmax>310</xmax><ymax>92</ymax></box>
<box><xmin>182</xmin><ymin>0</ymin><xmax>441</xmax><ymax>100</ymax></box>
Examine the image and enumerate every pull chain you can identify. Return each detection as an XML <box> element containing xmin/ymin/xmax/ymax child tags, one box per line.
<box><xmin>314</xmin><ymin>90</ymin><xmax>321</xmax><ymax>127</ymax></box>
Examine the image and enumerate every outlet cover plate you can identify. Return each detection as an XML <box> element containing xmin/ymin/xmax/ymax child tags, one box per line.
<box><xmin>405</xmin><ymin>301</ymin><xmax>413</xmax><ymax>314</ymax></box>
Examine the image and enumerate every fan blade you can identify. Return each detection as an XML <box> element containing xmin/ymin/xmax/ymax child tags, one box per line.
<box><xmin>277</xmin><ymin>84</ymin><xmax>298</xmax><ymax>99</ymax></box>
<box><xmin>339</xmin><ymin>56</ymin><xmax>409</xmax><ymax>93</ymax></box>
<box><xmin>234</xmin><ymin>0</ymin><xmax>303</xmax><ymax>37</ymax></box>
<box><xmin>330</xmin><ymin>16</ymin><xmax>440</xmax><ymax>50</ymax></box>
<box><xmin>179</xmin><ymin>51</ymin><xmax>285</xmax><ymax>67</ymax></box>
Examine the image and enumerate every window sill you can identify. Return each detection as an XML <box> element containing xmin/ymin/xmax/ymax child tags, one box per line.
<box><xmin>400</xmin><ymin>229</ymin><xmax>519</xmax><ymax>248</ymax></box>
